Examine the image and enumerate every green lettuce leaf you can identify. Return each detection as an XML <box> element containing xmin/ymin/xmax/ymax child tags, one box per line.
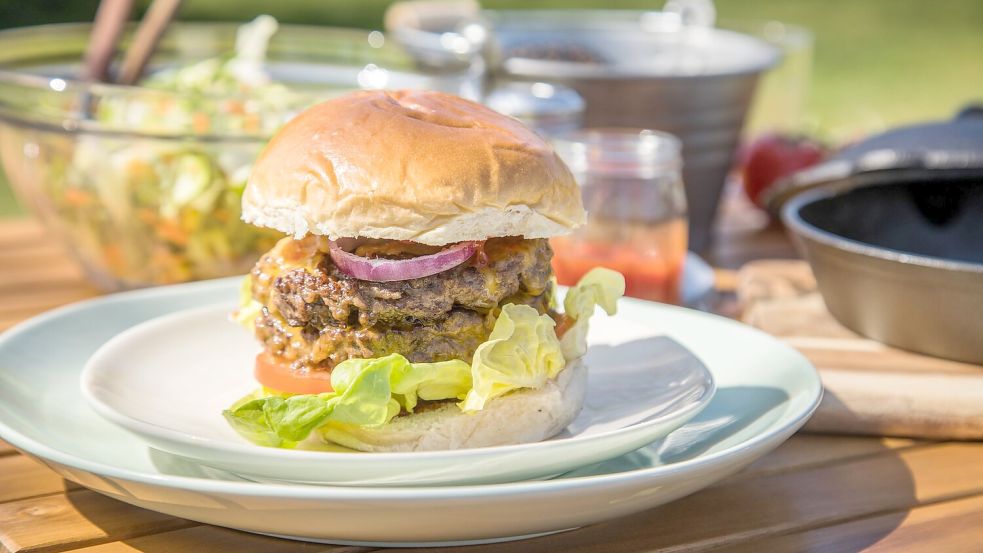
<box><xmin>390</xmin><ymin>359</ymin><xmax>473</xmax><ymax>412</ymax></box>
<box><xmin>222</xmin><ymin>397</ymin><xmax>292</xmax><ymax>447</ymax></box>
<box><xmin>222</xmin><ymin>354</ymin><xmax>472</xmax><ymax>446</ymax></box>
<box><xmin>230</xmin><ymin>276</ymin><xmax>263</xmax><ymax>331</ymax></box>
<box><xmin>461</xmin><ymin>304</ymin><xmax>565</xmax><ymax>412</ymax></box>
<box><xmin>559</xmin><ymin>267</ymin><xmax>626</xmax><ymax>361</ymax></box>
<box><xmin>225</xmin><ymin>267</ymin><xmax>625</xmax><ymax>448</ymax></box>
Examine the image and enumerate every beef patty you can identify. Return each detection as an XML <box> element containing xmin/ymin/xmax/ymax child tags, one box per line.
<box><xmin>249</xmin><ymin>237</ymin><xmax>555</xmax><ymax>372</ymax></box>
<box><xmin>265</xmin><ymin>237</ymin><xmax>553</xmax><ymax>329</ymax></box>
<box><xmin>256</xmin><ymin>295</ymin><xmax>543</xmax><ymax>372</ymax></box>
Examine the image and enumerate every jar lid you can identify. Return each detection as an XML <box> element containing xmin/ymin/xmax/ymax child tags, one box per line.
<box><xmin>552</xmin><ymin>127</ymin><xmax>682</xmax><ymax>177</ymax></box>
<box><xmin>484</xmin><ymin>81</ymin><xmax>585</xmax><ymax>121</ymax></box>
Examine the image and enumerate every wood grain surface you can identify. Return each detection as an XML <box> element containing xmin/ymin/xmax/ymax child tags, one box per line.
<box><xmin>1</xmin><ymin>209</ymin><xmax>981</xmax><ymax>552</ymax></box>
<box><xmin>740</xmin><ymin>260</ymin><xmax>983</xmax><ymax>440</ymax></box>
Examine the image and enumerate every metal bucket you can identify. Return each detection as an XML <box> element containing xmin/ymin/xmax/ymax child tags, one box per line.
<box><xmin>487</xmin><ymin>10</ymin><xmax>779</xmax><ymax>251</ymax></box>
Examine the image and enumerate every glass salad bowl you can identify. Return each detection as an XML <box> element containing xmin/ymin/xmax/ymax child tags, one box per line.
<box><xmin>0</xmin><ymin>19</ymin><xmax>479</xmax><ymax>290</ymax></box>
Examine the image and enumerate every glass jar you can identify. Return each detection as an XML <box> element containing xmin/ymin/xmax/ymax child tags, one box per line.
<box><xmin>551</xmin><ymin>128</ymin><xmax>688</xmax><ymax>303</ymax></box>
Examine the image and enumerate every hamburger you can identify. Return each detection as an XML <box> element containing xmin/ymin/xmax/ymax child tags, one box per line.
<box><xmin>224</xmin><ymin>89</ymin><xmax>624</xmax><ymax>452</ymax></box>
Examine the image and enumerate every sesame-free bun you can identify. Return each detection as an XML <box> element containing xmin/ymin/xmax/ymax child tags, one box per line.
<box><xmin>242</xmin><ymin>90</ymin><xmax>585</xmax><ymax>245</ymax></box>
<box><xmin>317</xmin><ymin>361</ymin><xmax>587</xmax><ymax>452</ymax></box>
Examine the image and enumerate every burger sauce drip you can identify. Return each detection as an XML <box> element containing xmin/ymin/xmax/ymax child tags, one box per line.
<box><xmin>471</xmin><ymin>241</ymin><xmax>490</xmax><ymax>268</ymax></box>
<box><xmin>281</xmin><ymin>235</ymin><xmax>318</xmax><ymax>264</ymax></box>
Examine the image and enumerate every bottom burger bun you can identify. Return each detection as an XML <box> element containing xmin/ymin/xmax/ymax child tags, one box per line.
<box><xmin>316</xmin><ymin>362</ymin><xmax>587</xmax><ymax>453</ymax></box>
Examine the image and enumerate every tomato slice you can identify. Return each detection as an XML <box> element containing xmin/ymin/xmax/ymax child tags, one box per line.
<box><xmin>552</xmin><ymin>313</ymin><xmax>574</xmax><ymax>339</ymax></box>
<box><xmin>254</xmin><ymin>352</ymin><xmax>333</xmax><ymax>395</ymax></box>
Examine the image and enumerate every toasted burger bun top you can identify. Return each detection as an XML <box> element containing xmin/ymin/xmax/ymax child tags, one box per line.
<box><xmin>242</xmin><ymin>90</ymin><xmax>586</xmax><ymax>245</ymax></box>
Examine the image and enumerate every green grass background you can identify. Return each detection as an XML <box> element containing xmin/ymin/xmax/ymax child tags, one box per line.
<box><xmin>0</xmin><ymin>0</ymin><xmax>980</xmax><ymax>216</ymax></box>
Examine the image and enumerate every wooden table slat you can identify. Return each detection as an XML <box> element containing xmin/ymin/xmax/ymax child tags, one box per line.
<box><xmin>727</xmin><ymin>435</ymin><xmax>927</xmax><ymax>482</ymax></box>
<box><xmin>0</xmin><ymin>437</ymin><xmax>929</xmax><ymax>553</ymax></box>
<box><xmin>716</xmin><ymin>493</ymin><xmax>983</xmax><ymax>553</ymax></box>
<box><xmin>65</xmin><ymin>526</ymin><xmax>368</xmax><ymax>553</ymax></box>
<box><xmin>380</xmin><ymin>443</ymin><xmax>983</xmax><ymax>553</ymax></box>
<box><xmin>0</xmin><ymin>490</ymin><xmax>194</xmax><ymax>553</ymax></box>
<box><xmin>0</xmin><ymin>455</ymin><xmax>80</xmax><ymax>505</ymax></box>
<box><xmin>0</xmin><ymin>439</ymin><xmax>16</xmax><ymax>456</ymax></box>
<box><xmin>0</xmin><ymin>284</ymin><xmax>98</xmax><ymax>311</ymax></box>
<box><xmin>0</xmin><ymin>219</ymin><xmax>50</xmax><ymax>249</ymax></box>
<box><xmin>796</xmin><ymin>346</ymin><xmax>983</xmax><ymax>376</ymax></box>
<box><xmin>0</xmin><ymin>245</ymin><xmax>77</xmax><ymax>267</ymax></box>
<box><xmin>0</xmin><ymin>265</ymin><xmax>90</xmax><ymax>293</ymax></box>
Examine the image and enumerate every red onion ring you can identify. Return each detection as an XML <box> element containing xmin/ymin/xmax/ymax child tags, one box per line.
<box><xmin>327</xmin><ymin>240</ymin><xmax>480</xmax><ymax>282</ymax></box>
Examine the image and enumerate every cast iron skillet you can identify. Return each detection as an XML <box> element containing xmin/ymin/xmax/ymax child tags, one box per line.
<box><xmin>780</xmin><ymin>109</ymin><xmax>983</xmax><ymax>365</ymax></box>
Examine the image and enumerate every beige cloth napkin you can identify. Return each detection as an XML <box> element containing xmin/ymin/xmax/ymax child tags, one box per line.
<box><xmin>739</xmin><ymin>260</ymin><xmax>983</xmax><ymax>440</ymax></box>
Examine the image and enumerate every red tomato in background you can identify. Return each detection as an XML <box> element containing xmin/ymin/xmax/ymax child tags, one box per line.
<box><xmin>742</xmin><ymin>134</ymin><xmax>827</xmax><ymax>208</ymax></box>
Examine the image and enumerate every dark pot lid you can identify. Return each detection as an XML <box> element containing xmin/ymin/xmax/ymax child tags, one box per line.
<box><xmin>764</xmin><ymin>105</ymin><xmax>983</xmax><ymax>213</ymax></box>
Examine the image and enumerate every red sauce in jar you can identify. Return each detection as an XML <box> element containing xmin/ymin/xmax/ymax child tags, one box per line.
<box><xmin>551</xmin><ymin>218</ymin><xmax>687</xmax><ymax>304</ymax></box>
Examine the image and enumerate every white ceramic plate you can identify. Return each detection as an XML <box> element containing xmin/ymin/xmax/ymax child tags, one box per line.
<box><xmin>81</xmin><ymin>303</ymin><xmax>715</xmax><ymax>486</ymax></box>
<box><xmin>0</xmin><ymin>278</ymin><xmax>821</xmax><ymax>546</ymax></box>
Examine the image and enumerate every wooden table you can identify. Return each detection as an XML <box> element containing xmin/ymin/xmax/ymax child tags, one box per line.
<box><xmin>2</xmin><ymin>203</ymin><xmax>983</xmax><ymax>552</ymax></box>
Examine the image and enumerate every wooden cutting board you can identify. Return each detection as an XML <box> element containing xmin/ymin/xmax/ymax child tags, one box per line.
<box><xmin>739</xmin><ymin>260</ymin><xmax>983</xmax><ymax>440</ymax></box>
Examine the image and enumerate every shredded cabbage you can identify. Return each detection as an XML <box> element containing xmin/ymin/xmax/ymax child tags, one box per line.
<box><xmin>105</xmin><ymin>14</ymin><xmax>292</xmax><ymax>133</ymax></box>
<box><xmin>224</xmin><ymin>267</ymin><xmax>625</xmax><ymax>447</ymax></box>
<box><xmin>53</xmin><ymin>15</ymin><xmax>292</xmax><ymax>287</ymax></box>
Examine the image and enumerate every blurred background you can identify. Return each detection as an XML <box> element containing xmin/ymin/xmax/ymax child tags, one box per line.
<box><xmin>0</xmin><ymin>0</ymin><xmax>979</xmax><ymax>357</ymax></box>
<box><xmin>0</xmin><ymin>0</ymin><xmax>980</xmax><ymax>212</ymax></box>
<box><xmin>0</xmin><ymin>0</ymin><xmax>979</xmax><ymax>300</ymax></box>
<box><xmin>1</xmin><ymin>0</ymin><xmax>981</xmax><ymax>216</ymax></box>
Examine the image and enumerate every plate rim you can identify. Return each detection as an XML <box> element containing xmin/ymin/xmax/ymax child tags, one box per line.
<box><xmin>80</xmin><ymin>302</ymin><xmax>717</xmax><ymax>464</ymax></box>
<box><xmin>0</xmin><ymin>277</ymin><xmax>823</xmax><ymax>499</ymax></box>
